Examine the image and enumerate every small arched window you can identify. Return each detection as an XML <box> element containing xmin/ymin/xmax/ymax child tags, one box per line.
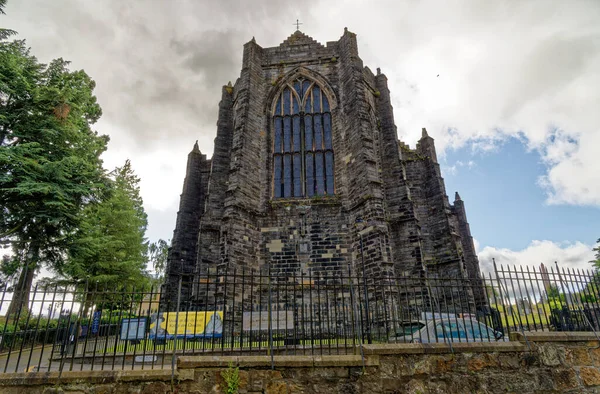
<box><xmin>272</xmin><ymin>78</ymin><xmax>334</xmax><ymax>198</ymax></box>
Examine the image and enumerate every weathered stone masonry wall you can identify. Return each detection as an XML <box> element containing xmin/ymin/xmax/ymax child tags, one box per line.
<box><xmin>164</xmin><ymin>28</ymin><xmax>485</xmax><ymax>310</ymax></box>
<box><xmin>5</xmin><ymin>333</ymin><xmax>600</xmax><ymax>393</ymax></box>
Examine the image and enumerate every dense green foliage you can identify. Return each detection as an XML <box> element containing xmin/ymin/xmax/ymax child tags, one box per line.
<box><xmin>0</xmin><ymin>38</ymin><xmax>108</xmax><ymax>315</ymax></box>
<box><xmin>0</xmin><ymin>3</ymin><xmax>155</xmax><ymax>318</ymax></box>
<box><xmin>61</xmin><ymin>160</ymin><xmax>150</xmax><ymax>290</ymax></box>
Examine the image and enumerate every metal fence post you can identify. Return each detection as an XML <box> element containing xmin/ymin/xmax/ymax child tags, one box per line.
<box><xmin>171</xmin><ymin>276</ymin><xmax>182</xmax><ymax>387</ymax></box>
<box><xmin>268</xmin><ymin>266</ymin><xmax>274</xmax><ymax>369</ymax></box>
<box><xmin>359</xmin><ymin>233</ymin><xmax>371</xmax><ymax>344</ymax></box>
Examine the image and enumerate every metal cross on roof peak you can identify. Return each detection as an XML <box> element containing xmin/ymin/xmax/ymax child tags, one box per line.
<box><xmin>293</xmin><ymin>19</ymin><xmax>303</xmax><ymax>30</ymax></box>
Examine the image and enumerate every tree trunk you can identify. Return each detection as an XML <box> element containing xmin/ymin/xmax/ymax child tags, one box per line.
<box><xmin>6</xmin><ymin>244</ymin><xmax>38</xmax><ymax>319</ymax></box>
<box><xmin>82</xmin><ymin>290</ymin><xmax>94</xmax><ymax>319</ymax></box>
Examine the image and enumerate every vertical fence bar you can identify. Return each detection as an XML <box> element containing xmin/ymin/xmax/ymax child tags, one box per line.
<box><xmin>335</xmin><ymin>272</ymin><xmax>341</xmax><ymax>353</ymax></box>
<box><xmin>359</xmin><ymin>234</ymin><xmax>371</xmax><ymax>344</ymax></box>
<box><xmin>300</xmin><ymin>270</ymin><xmax>307</xmax><ymax>356</ymax></box>
<box><xmin>315</xmin><ymin>271</ymin><xmax>322</xmax><ymax>354</ymax></box>
<box><xmin>256</xmin><ymin>269</ymin><xmax>261</xmax><ymax>353</ymax></box>
<box><xmin>201</xmin><ymin>269</ymin><xmax>210</xmax><ymax>353</ymax></box>
<box><xmin>57</xmin><ymin>286</ymin><xmax>75</xmax><ymax>376</ymax></box>
<box><xmin>24</xmin><ymin>283</ymin><xmax>46</xmax><ymax>372</ymax></box>
<box><xmin>309</xmin><ymin>270</ymin><xmax>314</xmax><ymax>353</ymax></box>
<box><xmin>379</xmin><ymin>273</ymin><xmax>388</xmax><ymax>342</ymax></box>
<box><xmin>90</xmin><ymin>283</ymin><xmax>104</xmax><ymax>371</ymax></box>
<box><xmin>152</xmin><ymin>282</ymin><xmax>165</xmax><ymax>370</ymax></box>
<box><xmin>110</xmin><ymin>286</ymin><xmax>129</xmax><ymax>371</ymax></box>
<box><xmin>550</xmin><ymin>264</ymin><xmax>569</xmax><ymax>330</ymax></box>
<box><xmin>181</xmin><ymin>281</ymin><xmax>190</xmax><ymax>358</ymax></box>
<box><xmin>81</xmin><ymin>282</ymin><xmax>97</xmax><ymax>371</ymax></box>
<box><xmin>3</xmin><ymin>263</ymin><xmax>29</xmax><ymax>374</ymax></box>
<box><xmin>324</xmin><ymin>271</ymin><xmax>331</xmax><ymax>354</ymax></box>
<box><xmin>99</xmin><ymin>284</ymin><xmax>114</xmax><ymax>370</ymax></box>
<box><xmin>212</xmin><ymin>270</ymin><xmax>219</xmax><ymax>354</ymax></box>
<box><xmin>0</xmin><ymin>284</ymin><xmax>8</xmax><ymax>364</ymax></box>
<box><xmin>400</xmin><ymin>275</ymin><xmax>412</xmax><ymax>342</ymax></box>
<box><xmin>231</xmin><ymin>268</ymin><xmax>237</xmax><ymax>352</ymax></box>
<box><xmin>268</xmin><ymin>266</ymin><xmax>274</xmax><ymax>369</ymax></box>
<box><xmin>248</xmin><ymin>269</ymin><xmax>254</xmax><ymax>354</ymax></box>
<box><xmin>38</xmin><ymin>283</ymin><xmax>59</xmax><ymax>371</ymax></box>
<box><xmin>67</xmin><ymin>284</ymin><xmax>85</xmax><ymax>373</ymax></box>
<box><xmin>121</xmin><ymin>285</ymin><xmax>135</xmax><ymax>370</ymax></box>
<box><xmin>139</xmin><ymin>285</ymin><xmax>154</xmax><ymax>369</ymax></box>
<box><xmin>15</xmin><ymin>283</ymin><xmax>38</xmax><ymax>372</ymax></box>
<box><xmin>240</xmin><ymin>268</ymin><xmax>246</xmax><ymax>352</ymax></box>
<box><xmin>420</xmin><ymin>275</ymin><xmax>428</xmax><ymax>343</ymax></box>
<box><xmin>347</xmin><ymin>266</ymin><xmax>364</xmax><ymax>367</ymax></box>
<box><xmin>512</xmin><ymin>265</ymin><xmax>530</xmax><ymax>332</ymax></box>
<box><xmin>220</xmin><ymin>270</ymin><xmax>228</xmax><ymax>356</ymax></box>
<box><xmin>454</xmin><ymin>276</ymin><xmax>469</xmax><ymax>342</ymax></box>
<box><xmin>171</xmin><ymin>277</ymin><xmax>182</xmax><ymax>385</ymax></box>
<box><xmin>527</xmin><ymin>266</ymin><xmax>546</xmax><ymax>331</ymax></box>
<box><xmin>493</xmin><ymin>260</ymin><xmax>512</xmax><ymax>338</ymax></box>
<box><xmin>520</xmin><ymin>266</ymin><xmax>535</xmax><ymax>330</ymax></box>
<box><xmin>131</xmin><ymin>284</ymin><xmax>147</xmax><ymax>370</ymax></box>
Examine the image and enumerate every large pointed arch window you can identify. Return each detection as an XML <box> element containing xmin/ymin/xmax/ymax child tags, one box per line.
<box><xmin>273</xmin><ymin>78</ymin><xmax>334</xmax><ymax>199</ymax></box>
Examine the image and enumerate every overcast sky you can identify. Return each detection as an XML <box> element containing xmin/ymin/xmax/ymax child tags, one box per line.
<box><xmin>4</xmin><ymin>0</ymin><xmax>599</xmax><ymax>273</ymax></box>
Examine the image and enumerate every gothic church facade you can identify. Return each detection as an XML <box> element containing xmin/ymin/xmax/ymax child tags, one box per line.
<box><xmin>164</xmin><ymin>29</ymin><xmax>484</xmax><ymax>307</ymax></box>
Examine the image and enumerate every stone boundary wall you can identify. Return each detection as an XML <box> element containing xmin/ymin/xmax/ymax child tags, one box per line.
<box><xmin>1</xmin><ymin>332</ymin><xmax>600</xmax><ymax>393</ymax></box>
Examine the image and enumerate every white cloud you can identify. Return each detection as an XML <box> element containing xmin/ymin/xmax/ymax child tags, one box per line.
<box><xmin>477</xmin><ymin>239</ymin><xmax>595</xmax><ymax>275</ymax></box>
<box><xmin>442</xmin><ymin>159</ymin><xmax>476</xmax><ymax>176</ymax></box>
<box><xmin>316</xmin><ymin>0</ymin><xmax>600</xmax><ymax>207</ymax></box>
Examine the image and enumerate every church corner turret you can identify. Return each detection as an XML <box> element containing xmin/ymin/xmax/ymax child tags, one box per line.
<box><xmin>164</xmin><ymin>140</ymin><xmax>211</xmax><ymax>303</ymax></box>
<box><xmin>416</xmin><ymin>127</ymin><xmax>438</xmax><ymax>163</ymax></box>
<box><xmin>452</xmin><ymin>192</ymin><xmax>486</xmax><ymax>305</ymax></box>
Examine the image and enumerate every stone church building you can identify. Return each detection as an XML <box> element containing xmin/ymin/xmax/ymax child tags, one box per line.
<box><xmin>163</xmin><ymin>28</ymin><xmax>485</xmax><ymax>308</ymax></box>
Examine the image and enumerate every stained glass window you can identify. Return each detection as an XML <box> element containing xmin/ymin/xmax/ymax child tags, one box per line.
<box><xmin>272</xmin><ymin>77</ymin><xmax>334</xmax><ymax>198</ymax></box>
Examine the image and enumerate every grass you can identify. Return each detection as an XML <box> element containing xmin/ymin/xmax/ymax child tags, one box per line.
<box><xmin>491</xmin><ymin>301</ymin><xmax>569</xmax><ymax>330</ymax></box>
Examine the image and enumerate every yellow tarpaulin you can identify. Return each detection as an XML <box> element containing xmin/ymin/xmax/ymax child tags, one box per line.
<box><xmin>149</xmin><ymin>311</ymin><xmax>223</xmax><ymax>338</ymax></box>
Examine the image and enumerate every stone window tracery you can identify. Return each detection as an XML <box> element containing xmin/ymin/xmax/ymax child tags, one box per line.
<box><xmin>272</xmin><ymin>78</ymin><xmax>334</xmax><ymax>199</ymax></box>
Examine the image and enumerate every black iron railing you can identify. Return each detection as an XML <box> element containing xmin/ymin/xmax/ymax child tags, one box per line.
<box><xmin>0</xmin><ymin>262</ymin><xmax>598</xmax><ymax>373</ymax></box>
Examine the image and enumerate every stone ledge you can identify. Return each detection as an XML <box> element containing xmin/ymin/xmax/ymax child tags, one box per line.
<box><xmin>177</xmin><ymin>354</ymin><xmax>376</xmax><ymax>369</ymax></box>
<box><xmin>511</xmin><ymin>332</ymin><xmax>600</xmax><ymax>342</ymax></box>
<box><xmin>362</xmin><ymin>342</ymin><xmax>526</xmax><ymax>355</ymax></box>
<box><xmin>0</xmin><ymin>369</ymin><xmax>178</xmax><ymax>386</ymax></box>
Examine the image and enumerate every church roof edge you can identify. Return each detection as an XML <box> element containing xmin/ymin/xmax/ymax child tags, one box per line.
<box><xmin>279</xmin><ymin>30</ymin><xmax>324</xmax><ymax>48</ymax></box>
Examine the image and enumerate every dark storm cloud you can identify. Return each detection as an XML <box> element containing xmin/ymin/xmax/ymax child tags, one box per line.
<box><xmin>170</xmin><ymin>29</ymin><xmax>244</xmax><ymax>88</ymax></box>
<box><xmin>6</xmin><ymin>0</ymin><xmax>317</xmax><ymax>151</ymax></box>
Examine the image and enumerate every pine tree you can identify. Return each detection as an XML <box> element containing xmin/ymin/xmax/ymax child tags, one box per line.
<box><xmin>62</xmin><ymin>160</ymin><xmax>150</xmax><ymax>312</ymax></box>
<box><xmin>0</xmin><ymin>40</ymin><xmax>108</xmax><ymax>316</ymax></box>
